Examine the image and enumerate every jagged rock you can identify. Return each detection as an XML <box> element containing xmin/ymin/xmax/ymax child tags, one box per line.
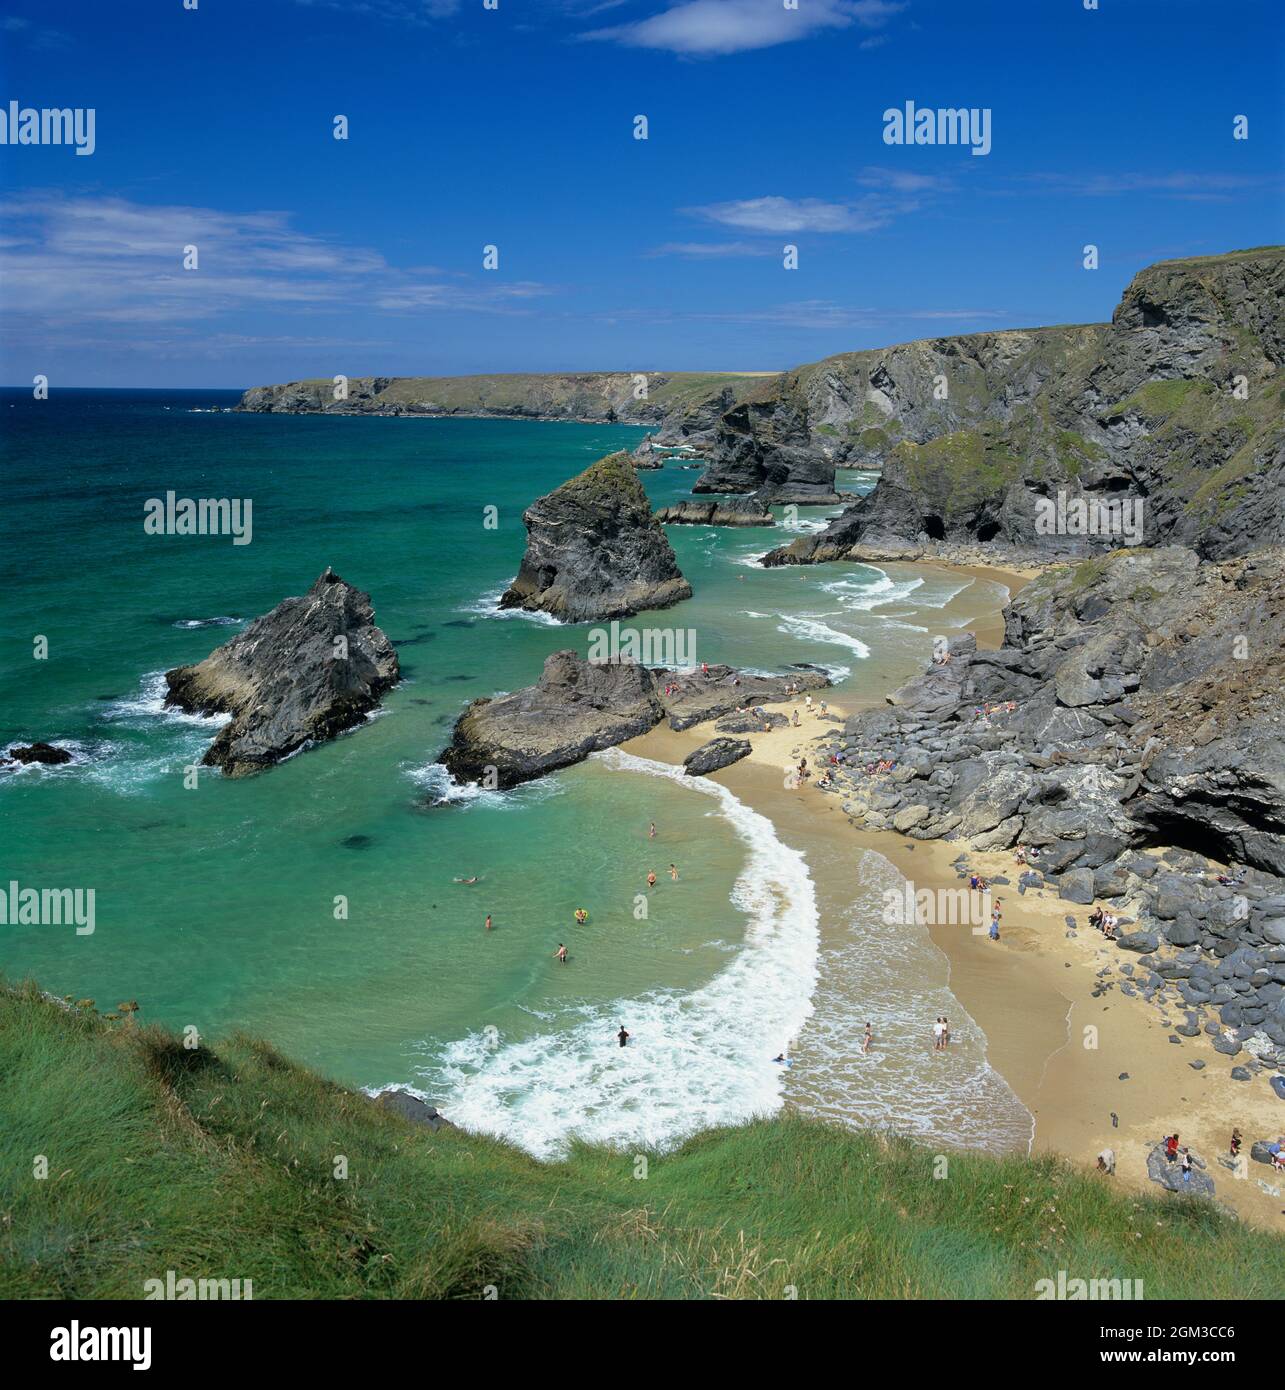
<box><xmin>499</xmin><ymin>453</ymin><xmax>692</xmax><ymax>622</ymax></box>
<box><xmin>164</xmin><ymin>569</ymin><xmax>399</xmax><ymax>776</ymax></box>
<box><xmin>6</xmin><ymin>742</ymin><xmax>72</xmax><ymax>766</ymax></box>
<box><xmin>438</xmin><ymin>651</ymin><xmax>826</xmax><ymax>790</ymax></box>
<box><xmin>683</xmin><ymin>738</ymin><xmax>752</xmax><ymax>776</ymax></box>
<box><xmin>715</xmin><ymin>711</ymin><xmax>787</xmax><ymax>733</ymax></box>
<box><xmin>1058</xmin><ymin>868</ymin><xmax>1096</xmax><ymax>905</ymax></box>
<box><xmin>376</xmin><ymin>1089</ymin><xmax>452</xmax><ymax>1130</ymax></box>
<box><xmin>654</xmin><ymin>498</ymin><xmax>775</xmax><ymax>527</ymax></box>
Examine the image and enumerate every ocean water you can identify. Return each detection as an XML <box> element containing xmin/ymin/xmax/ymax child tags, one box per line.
<box><xmin>0</xmin><ymin>388</ymin><xmax>1024</xmax><ymax>1155</ymax></box>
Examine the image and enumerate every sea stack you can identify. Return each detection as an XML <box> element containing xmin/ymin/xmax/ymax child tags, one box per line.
<box><xmin>498</xmin><ymin>451</ymin><xmax>692</xmax><ymax>622</ymax></box>
<box><xmin>164</xmin><ymin>568</ymin><xmax>399</xmax><ymax>776</ymax></box>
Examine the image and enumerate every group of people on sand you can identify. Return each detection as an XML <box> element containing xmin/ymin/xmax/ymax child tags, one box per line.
<box><xmin>1088</xmin><ymin>905</ymin><xmax>1119</xmax><ymax>939</ymax></box>
<box><xmin>1013</xmin><ymin>844</ymin><xmax>1041</xmax><ymax>866</ymax></box>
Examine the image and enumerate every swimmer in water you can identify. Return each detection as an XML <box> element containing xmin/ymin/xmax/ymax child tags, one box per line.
<box><xmin>862</xmin><ymin>1022</ymin><xmax>872</xmax><ymax>1053</ymax></box>
<box><xmin>554</xmin><ymin>943</ymin><xmax>567</xmax><ymax>964</ymax></box>
<box><xmin>649</xmin><ymin>822</ymin><xmax>656</xmax><ymax>839</ymax></box>
<box><xmin>669</xmin><ymin>864</ymin><xmax>678</xmax><ymax>881</ymax></box>
<box><xmin>485</xmin><ymin>914</ymin><xmax>492</xmax><ymax>931</ymax></box>
<box><xmin>646</xmin><ymin>870</ymin><xmax>657</xmax><ymax>888</ymax></box>
<box><xmin>454</xmin><ymin>876</ymin><xmax>480</xmax><ymax>885</ymax></box>
<box><xmin>617</xmin><ymin>1025</ymin><xmax>630</xmax><ymax>1047</ymax></box>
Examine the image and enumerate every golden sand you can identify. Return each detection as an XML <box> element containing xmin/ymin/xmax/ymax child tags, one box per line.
<box><xmin>620</xmin><ymin>561</ymin><xmax>1285</xmax><ymax>1229</ymax></box>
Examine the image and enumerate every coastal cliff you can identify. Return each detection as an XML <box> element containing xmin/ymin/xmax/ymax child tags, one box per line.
<box><xmin>235</xmin><ymin>371</ymin><xmax>774</xmax><ymax>447</ymax></box>
<box><xmin>164</xmin><ymin>568</ymin><xmax>399</xmax><ymax>775</ymax></box>
<box><xmin>499</xmin><ymin>452</ymin><xmax>693</xmax><ymax>622</ymax></box>
<box><xmin>753</xmin><ymin>246</ymin><xmax>1284</xmax><ymax>562</ymax></box>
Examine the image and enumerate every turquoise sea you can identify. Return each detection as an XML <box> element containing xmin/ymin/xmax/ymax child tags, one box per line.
<box><xmin>0</xmin><ymin>389</ymin><xmax>1030</xmax><ymax>1156</ymax></box>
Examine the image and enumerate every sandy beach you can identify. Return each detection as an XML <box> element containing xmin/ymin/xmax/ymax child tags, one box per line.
<box><xmin>621</xmin><ymin>559</ymin><xmax>1285</xmax><ymax>1231</ymax></box>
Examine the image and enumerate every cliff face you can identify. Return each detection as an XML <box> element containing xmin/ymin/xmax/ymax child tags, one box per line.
<box><xmin>236</xmin><ymin>371</ymin><xmax>775</xmax><ymax>447</ymax></box>
<box><xmin>743</xmin><ymin>247</ymin><xmax>1283</xmax><ymax>562</ymax></box>
<box><xmin>164</xmin><ymin>568</ymin><xmax>399</xmax><ymax>776</ymax></box>
<box><xmin>498</xmin><ymin>452</ymin><xmax>692</xmax><ymax>622</ymax></box>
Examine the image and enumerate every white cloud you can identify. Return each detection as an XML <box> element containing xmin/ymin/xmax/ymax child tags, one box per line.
<box><xmin>583</xmin><ymin>0</ymin><xmax>903</xmax><ymax>56</ymax></box>
<box><xmin>645</xmin><ymin>240</ymin><xmax>779</xmax><ymax>258</ymax></box>
<box><xmin>685</xmin><ymin>194</ymin><xmax>895</xmax><ymax>234</ymax></box>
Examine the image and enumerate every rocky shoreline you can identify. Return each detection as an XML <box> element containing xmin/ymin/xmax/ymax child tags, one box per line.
<box><xmin>437</xmin><ymin>650</ymin><xmax>827</xmax><ymax>790</ymax></box>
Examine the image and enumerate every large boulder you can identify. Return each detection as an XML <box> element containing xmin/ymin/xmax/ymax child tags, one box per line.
<box><xmin>499</xmin><ymin>452</ymin><xmax>692</xmax><ymax>622</ymax></box>
<box><xmin>6</xmin><ymin>742</ymin><xmax>73</xmax><ymax>766</ymax></box>
<box><xmin>164</xmin><ymin>568</ymin><xmax>399</xmax><ymax>776</ymax></box>
<box><xmin>654</xmin><ymin>498</ymin><xmax>775</xmax><ymax>527</ymax></box>
<box><xmin>683</xmin><ymin>738</ymin><xmax>752</xmax><ymax>776</ymax></box>
<box><xmin>438</xmin><ymin>652</ymin><xmax>826</xmax><ymax>790</ymax></box>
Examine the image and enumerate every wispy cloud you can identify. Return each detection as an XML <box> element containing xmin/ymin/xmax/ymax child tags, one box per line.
<box><xmin>583</xmin><ymin>0</ymin><xmax>904</xmax><ymax>57</ymax></box>
<box><xmin>1013</xmin><ymin>171</ymin><xmax>1280</xmax><ymax>202</ymax></box>
<box><xmin>646</xmin><ymin>240</ymin><xmax>781</xmax><ymax>258</ymax></box>
<box><xmin>687</xmin><ymin>300</ymin><xmax>1008</xmax><ymax>330</ymax></box>
<box><xmin>0</xmin><ymin>193</ymin><xmax>553</xmax><ymax>348</ymax></box>
<box><xmin>685</xmin><ymin>195</ymin><xmax>891</xmax><ymax>234</ymax></box>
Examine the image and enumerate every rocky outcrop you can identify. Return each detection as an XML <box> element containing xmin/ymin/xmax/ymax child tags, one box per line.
<box><xmin>683</xmin><ymin>738</ymin><xmax>752</xmax><ymax>775</ymax></box>
<box><xmin>5</xmin><ymin>742</ymin><xmax>73</xmax><ymax>766</ymax></box>
<box><xmin>375</xmin><ymin>1089</ymin><xmax>452</xmax><ymax>1130</ymax></box>
<box><xmin>498</xmin><ymin>452</ymin><xmax>692</xmax><ymax>622</ymax></box>
<box><xmin>438</xmin><ymin>651</ymin><xmax>827</xmax><ymax>789</ymax></box>
<box><xmin>809</xmin><ymin>546</ymin><xmax>1285</xmax><ymax>1061</ymax></box>
<box><xmin>236</xmin><ymin>371</ymin><xmax>773</xmax><ymax>446</ymax></box>
<box><xmin>654</xmin><ymin>497</ymin><xmax>775</xmax><ymax>527</ymax></box>
<box><xmin>164</xmin><ymin>568</ymin><xmax>399</xmax><ymax>776</ymax></box>
<box><xmin>737</xmin><ymin>247</ymin><xmax>1284</xmax><ymax>562</ymax></box>
<box><xmin>1145</xmin><ymin>1142</ymin><xmax>1215</xmax><ymax>1197</ymax></box>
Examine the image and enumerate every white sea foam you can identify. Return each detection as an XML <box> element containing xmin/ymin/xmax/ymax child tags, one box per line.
<box><xmin>784</xmin><ymin>848</ymin><xmax>1034</xmax><ymax>1154</ymax></box>
<box><xmin>820</xmin><ymin>571</ymin><xmax>925</xmax><ymax>611</ymax></box>
<box><xmin>407</xmin><ymin>760</ymin><xmax>564</xmax><ymax>811</ymax></box>
<box><xmin>102</xmin><ymin>672</ymin><xmax>232</xmax><ymax>729</ymax></box>
<box><xmin>460</xmin><ymin>586</ymin><xmax>567</xmax><ymax>627</ymax></box>
<box><xmin>419</xmin><ymin>749</ymin><xmax>820</xmax><ymax>1159</ymax></box>
<box><xmin>172</xmin><ymin>616</ymin><xmax>244</xmax><ymax>630</ymax></box>
<box><xmin>774</xmin><ymin>614</ymin><xmax>871</xmax><ymax>659</ymax></box>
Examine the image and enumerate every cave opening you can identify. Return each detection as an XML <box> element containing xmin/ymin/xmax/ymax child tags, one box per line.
<box><xmin>923</xmin><ymin>515</ymin><xmax>947</xmax><ymax>540</ymax></box>
<box><xmin>975</xmin><ymin>520</ymin><xmax>1001</xmax><ymax>543</ymax></box>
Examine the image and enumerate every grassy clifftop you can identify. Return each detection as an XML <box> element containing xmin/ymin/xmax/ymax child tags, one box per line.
<box><xmin>2</xmin><ymin>981</ymin><xmax>1281</xmax><ymax>1300</ymax></box>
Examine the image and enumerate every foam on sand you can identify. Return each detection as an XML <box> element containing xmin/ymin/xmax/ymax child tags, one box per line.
<box><xmin>421</xmin><ymin>748</ymin><xmax>820</xmax><ymax>1158</ymax></box>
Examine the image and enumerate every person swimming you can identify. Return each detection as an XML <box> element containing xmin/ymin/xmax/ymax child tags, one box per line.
<box><xmin>454</xmin><ymin>876</ymin><xmax>480</xmax><ymax>885</ymax></box>
<box><xmin>617</xmin><ymin>1025</ymin><xmax>630</xmax><ymax>1048</ymax></box>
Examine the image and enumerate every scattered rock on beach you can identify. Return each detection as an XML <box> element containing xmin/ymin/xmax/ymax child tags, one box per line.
<box><xmin>683</xmin><ymin>738</ymin><xmax>752</xmax><ymax>776</ymax></box>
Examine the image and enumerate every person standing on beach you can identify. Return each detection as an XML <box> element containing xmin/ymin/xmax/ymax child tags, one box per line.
<box><xmin>1180</xmin><ymin>1148</ymin><xmax>1193</xmax><ymax>1185</ymax></box>
<box><xmin>1166</xmin><ymin>1133</ymin><xmax>1180</xmax><ymax>1163</ymax></box>
<box><xmin>617</xmin><ymin>1025</ymin><xmax>630</xmax><ymax>1048</ymax></box>
<box><xmin>554</xmin><ymin>943</ymin><xmax>567</xmax><ymax>965</ymax></box>
<box><xmin>988</xmin><ymin>913</ymin><xmax>1000</xmax><ymax>941</ymax></box>
<box><xmin>1231</xmin><ymin>1128</ymin><xmax>1242</xmax><ymax>1160</ymax></box>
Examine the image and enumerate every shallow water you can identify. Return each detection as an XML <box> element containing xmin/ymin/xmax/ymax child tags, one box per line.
<box><xmin>1</xmin><ymin>388</ymin><xmax>1024</xmax><ymax>1155</ymax></box>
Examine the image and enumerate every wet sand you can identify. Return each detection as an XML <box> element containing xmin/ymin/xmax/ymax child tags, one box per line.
<box><xmin>621</xmin><ymin>560</ymin><xmax>1285</xmax><ymax>1229</ymax></box>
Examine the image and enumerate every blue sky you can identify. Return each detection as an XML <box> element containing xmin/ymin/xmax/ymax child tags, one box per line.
<box><xmin>1</xmin><ymin>0</ymin><xmax>1282</xmax><ymax>387</ymax></box>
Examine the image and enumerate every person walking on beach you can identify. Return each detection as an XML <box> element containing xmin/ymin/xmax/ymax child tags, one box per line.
<box><xmin>617</xmin><ymin>1025</ymin><xmax>630</xmax><ymax>1048</ymax></box>
<box><xmin>862</xmin><ymin>1022</ymin><xmax>873</xmax><ymax>1054</ymax></box>
<box><xmin>792</xmin><ymin>709</ymin><xmax>800</xmax><ymax>727</ymax></box>
<box><xmin>988</xmin><ymin>913</ymin><xmax>1000</xmax><ymax>941</ymax></box>
<box><xmin>554</xmin><ymin>943</ymin><xmax>568</xmax><ymax>965</ymax></box>
<box><xmin>1230</xmin><ymin>1127</ymin><xmax>1242</xmax><ymax>1160</ymax></box>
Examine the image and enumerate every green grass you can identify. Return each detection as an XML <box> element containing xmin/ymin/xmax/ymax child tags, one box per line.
<box><xmin>2</xmin><ymin>982</ymin><xmax>1281</xmax><ymax>1300</ymax></box>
